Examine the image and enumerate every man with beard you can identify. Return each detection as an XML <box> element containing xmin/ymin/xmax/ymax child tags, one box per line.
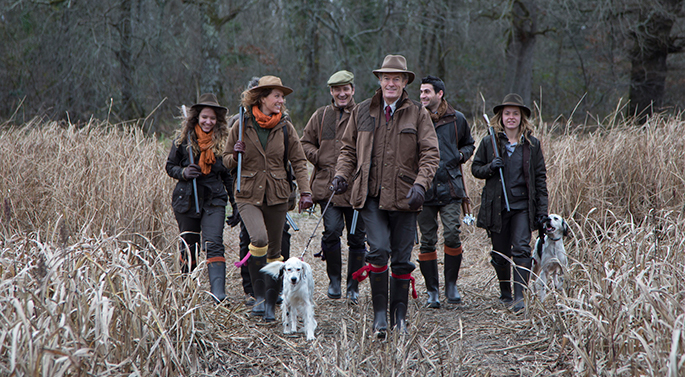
<box><xmin>300</xmin><ymin>70</ymin><xmax>367</xmax><ymax>304</ymax></box>
<box><xmin>417</xmin><ymin>75</ymin><xmax>475</xmax><ymax>308</ymax></box>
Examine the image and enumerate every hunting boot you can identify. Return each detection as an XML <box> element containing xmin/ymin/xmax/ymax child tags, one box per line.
<box><xmin>369</xmin><ymin>268</ymin><xmax>389</xmax><ymax>339</ymax></box>
<box><xmin>512</xmin><ymin>256</ymin><xmax>532</xmax><ymax>313</ymax></box>
<box><xmin>389</xmin><ymin>275</ymin><xmax>411</xmax><ymax>334</ymax></box>
<box><xmin>444</xmin><ymin>246</ymin><xmax>463</xmax><ymax>304</ymax></box>
<box><xmin>206</xmin><ymin>257</ymin><xmax>227</xmax><ymax>303</ymax></box>
<box><xmin>346</xmin><ymin>248</ymin><xmax>366</xmax><ymax>304</ymax></box>
<box><xmin>418</xmin><ymin>252</ymin><xmax>440</xmax><ymax>308</ymax></box>
<box><xmin>180</xmin><ymin>242</ymin><xmax>199</xmax><ymax>274</ymax></box>
<box><xmin>264</xmin><ymin>270</ymin><xmax>281</xmax><ymax>323</ymax></box>
<box><xmin>491</xmin><ymin>256</ymin><xmax>513</xmax><ymax>305</ymax></box>
<box><xmin>323</xmin><ymin>242</ymin><xmax>343</xmax><ymax>299</ymax></box>
<box><xmin>247</xmin><ymin>244</ymin><xmax>268</xmax><ymax>316</ymax></box>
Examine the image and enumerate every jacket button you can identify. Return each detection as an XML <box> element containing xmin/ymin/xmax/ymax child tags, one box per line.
<box><xmin>259</xmin><ymin>185</ymin><xmax>263</xmax><ymax>189</ymax></box>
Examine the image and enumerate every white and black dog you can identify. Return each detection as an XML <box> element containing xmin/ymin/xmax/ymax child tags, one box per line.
<box><xmin>532</xmin><ymin>214</ymin><xmax>569</xmax><ymax>301</ymax></box>
<box><xmin>261</xmin><ymin>257</ymin><xmax>317</xmax><ymax>340</ymax></box>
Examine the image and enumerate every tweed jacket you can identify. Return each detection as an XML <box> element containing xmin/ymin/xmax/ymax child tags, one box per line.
<box><xmin>223</xmin><ymin>111</ymin><xmax>311</xmax><ymax>206</ymax></box>
<box><xmin>300</xmin><ymin>98</ymin><xmax>356</xmax><ymax>205</ymax></box>
<box><xmin>335</xmin><ymin>89</ymin><xmax>439</xmax><ymax>211</ymax></box>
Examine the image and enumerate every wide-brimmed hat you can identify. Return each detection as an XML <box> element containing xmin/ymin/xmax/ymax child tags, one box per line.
<box><xmin>249</xmin><ymin>75</ymin><xmax>293</xmax><ymax>96</ymax></box>
<box><xmin>191</xmin><ymin>93</ymin><xmax>228</xmax><ymax>117</ymax></box>
<box><xmin>372</xmin><ymin>54</ymin><xmax>415</xmax><ymax>84</ymax></box>
<box><xmin>327</xmin><ymin>70</ymin><xmax>354</xmax><ymax>87</ymax></box>
<box><xmin>493</xmin><ymin>93</ymin><xmax>531</xmax><ymax>118</ymax></box>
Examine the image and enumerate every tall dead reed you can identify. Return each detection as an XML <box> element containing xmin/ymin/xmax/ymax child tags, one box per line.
<box><xmin>0</xmin><ymin>119</ymin><xmax>175</xmax><ymax>248</ymax></box>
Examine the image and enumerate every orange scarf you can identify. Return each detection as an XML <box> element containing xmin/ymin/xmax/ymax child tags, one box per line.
<box><xmin>194</xmin><ymin>124</ymin><xmax>215</xmax><ymax>175</ymax></box>
<box><xmin>252</xmin><ymin>105</ymin><xmax>282</xmax><ymax>129</ymax></box>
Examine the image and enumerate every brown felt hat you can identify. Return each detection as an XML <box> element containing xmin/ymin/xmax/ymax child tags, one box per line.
<box><xmin>493</xmin><ymin>93</ymin><xmax>531</xmax><ymax>118</ymax></box>
<box><xmin>372</xmin><ymin>54</ymin><xmax>415</xmax><ymax>84</ymax></box>
<box><xmin>191</xmin><ymin>93</ymin><xmax>228</xmax><ymax>117</ymax></box>
<box><xmin>248</xmin><ymin>75</ymin><xmax>293</xmax><ymax>96</ymax></box>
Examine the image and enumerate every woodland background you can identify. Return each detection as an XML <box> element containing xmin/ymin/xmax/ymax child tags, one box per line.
<box><xmin>1</xmin><ymin>0</ymin><xmax>684</xmax><ymax>131</ymax></box>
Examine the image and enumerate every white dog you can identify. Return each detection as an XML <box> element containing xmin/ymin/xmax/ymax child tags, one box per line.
<box><xmin>260</xmin><ymin>257</ymin><xmax>317</xmax><ymax>340</ymax></box>
<box><xmin>532</xmin><ymin>214</ymin><xmax>569</xmax><ymax>301</ymax></box>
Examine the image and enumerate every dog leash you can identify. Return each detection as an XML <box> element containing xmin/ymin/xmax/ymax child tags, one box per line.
<box><xmin>300</xmin><ymin>190</ymin><xmax>336</xmax><ymax>260</ymax></box>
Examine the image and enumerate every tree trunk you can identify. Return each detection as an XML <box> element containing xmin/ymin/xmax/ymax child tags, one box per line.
<box><xmin>505</xmin><ymin>0</ymin><xmax>538</xmax><ymax>106</ymax></box>
<box><xmin>628</xmin><ymin>0</ymin><xmax>683</xmax><ymax>122</ymax></box>
<box><xmin>118</xmin><ymin>0</ymin><xmax>140</xmax><ymax>120</ymax></box>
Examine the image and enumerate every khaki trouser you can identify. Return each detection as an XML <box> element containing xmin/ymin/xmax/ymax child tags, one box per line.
<box><xmin>237</xmin><ymin>202</ymin><xmax>288</xmax><ymax>260</ymax></box>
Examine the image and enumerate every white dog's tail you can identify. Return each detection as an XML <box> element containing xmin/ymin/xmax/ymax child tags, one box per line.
<box><xmin>260</xmin><ymin>261</ymin><xmax>285</xmax><ymax>279</ymax></box>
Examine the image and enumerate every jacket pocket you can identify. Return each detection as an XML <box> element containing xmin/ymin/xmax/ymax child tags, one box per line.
<box><xmin>172</xmin><ymin>182</ymin><xmax>192</xmax><ymax>214</ymax></box>
<box><xmin>396</xmin><ymin>167</ymin><xmax>417</xmax><ymax>210</ymax></box>
<box><xmin>398</xmin><ymin>127</ymin><xmax>417</xmax><ymax>158</ymax></box>
<box><xmin>235</xmin><ymin>170</ymin><xmax>256</xmax><ymax>199</ymax></box>
<box><xmin>271</xmin><ymin>171</ymin><xmax>291</xmax><ymax>201</ymax></box>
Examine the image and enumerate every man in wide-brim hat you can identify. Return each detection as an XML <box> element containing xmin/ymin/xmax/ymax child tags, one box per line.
<box><xmin>331</xmin><ymin>54</ymin><xmax>440</xmax><ymax>338</ymax></box>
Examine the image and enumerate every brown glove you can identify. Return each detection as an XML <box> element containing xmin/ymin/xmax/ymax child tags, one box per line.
<box><xmin>298</xmin><ymin>193</ymin><xmax>314</xmax><ymax>213</ymax></box>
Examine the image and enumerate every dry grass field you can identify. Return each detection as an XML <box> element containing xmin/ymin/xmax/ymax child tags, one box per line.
<box><xmin>0</xmin><ymin>115</ymin><xmax>683</xmax><ymax>376</ymax></box>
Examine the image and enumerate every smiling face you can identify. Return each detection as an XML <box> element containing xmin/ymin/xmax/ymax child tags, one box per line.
<box><xmin>198</xmin><ymin>107</ymin><xmax>217</xmax><ymax>133</ymax></box>
<box><xmin>330</xmin><ymin>84</ymin><xmax>355</xmax><ymax>107</ymax></box>
<box><xmin>380</xmin><ymin>73</ymin><xmax>407</xmax><ymax>104</ymax></box>
<box><xmin>419</xmin><ymin>83</ymin><xmax>443</xmax><ymax>112</ymax></box>
<box><xmin>501</xmin><ymin>105</ymin><xmax>522</xmax><ymax>132</ymax></box>
<box><xmin>260</xmin><ymin>89</ymin><xmax>285</xmax><ymax>116</ymax></box>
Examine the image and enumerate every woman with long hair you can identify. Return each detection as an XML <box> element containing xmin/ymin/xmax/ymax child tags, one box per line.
<box><xmin>471</xmin><ymin>93</ymin><xmax>548</xmax><ymax>312</ymax></box>
<box><xmin>166</xmin><ymin>93</ymin><xmax>233</xmax><ymax>303</ymax></box>
<box><xmin>223</xmin><ymin>76</ymin><xmax>313</xmax><ymax>321</ymax></box>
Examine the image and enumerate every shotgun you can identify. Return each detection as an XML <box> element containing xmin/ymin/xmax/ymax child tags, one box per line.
<box><xmin>483</xmin><ymin>114</ymin><xmax>510</xmax><ymax>212</ymax></box>
<box><xmin>286</xmin><ymin>213</ymin><xmax>299</xmax><ymax>231</ymax></box>
<box><xmin>349</xmin><ymin>210</ymin><xmax>359</xmax><ymax>235</ymax></box>
<box><xmin>182</xmin><ymin>105</ymin><xmax>201</xmax><ymax>215</ymax></box>
<box><xmin>236</xmin><ymin>106</ymin><xmax>244</xmax><ymax>192</ymax></box>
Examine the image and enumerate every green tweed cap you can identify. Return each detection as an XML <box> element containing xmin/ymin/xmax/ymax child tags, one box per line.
<box><xmin>327</xmin><ymin>70</ymin><xmax>354</xmax><ymax>87</ymax></box>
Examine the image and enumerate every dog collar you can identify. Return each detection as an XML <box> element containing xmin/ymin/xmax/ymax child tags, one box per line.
<box><xmin>549</xmin><ymin>236</ymin><xmax>562</xmax><ymax>241</ymax></box>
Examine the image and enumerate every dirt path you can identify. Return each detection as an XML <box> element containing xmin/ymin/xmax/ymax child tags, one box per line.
<box><xmin>216</xmin><ymin>213</ymin><xmax>570</xmax><ymax>376</ymax></box>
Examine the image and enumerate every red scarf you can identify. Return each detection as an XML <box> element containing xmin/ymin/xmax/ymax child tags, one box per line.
<box><xmin>252</xmin><ymin>105</ymin><xmax>282</xmax><ymax>129</ymax></box>
<box><xmin>194</xmin><ymin>124</ymin><xmax>215</xmax><ymax>175</ymax></box>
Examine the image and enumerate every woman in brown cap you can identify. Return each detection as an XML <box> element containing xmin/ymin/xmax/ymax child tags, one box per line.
<box><xmin>223</xmin><ymin>76</ymin><xmax>313</xmax><ymax>322</ymax></box>
<box><xmin>471</xmin><ymin>93</ymin><xmax>548</xmax><ymax>313</ymax></box>
<box><xmin>166</xmin><ymin>93</ymin><xmax>234</xmax><ymax>303</ymax></box>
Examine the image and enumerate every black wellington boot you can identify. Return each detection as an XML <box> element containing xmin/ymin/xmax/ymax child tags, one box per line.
<box><xmin>444</xmin><ymin>253</ymin><xmax>463</xmax><ymax>304</ymax></box>
<box><xmin>369</xmin><ymin>269</ymin><xmax>389</xmax><ymax>339</ymax></box>
<box><xmin>512</xmin><ymin>257</ymin><xmax>532</xmax><ymax>313</ymax></box>
<box><xmin>207</xmin><ymin>260</ymin><xmax>227</xmax><ymax>303</ymax></box>
<box><xmin>346</xmin><ymin>248</ymin><xmax>366</xmax><ymax>304</ymax></box>
<box><xmin>180</xmin><ymin>242</ymin><xmax>198</xmax><ymax>274</ymax></box>
<box><xmin>419</xmin><ymin>259</ymin><xmax>440</xmax><ymax>308</ymax></box>
<box><xmin>248</xmin><ymin>255</ymin><xmax>267</xmax><ymax>316</ymax></box>
<box><xmin>264</xmin><ymin>273</ymin><xmax>280</xmax><ymax>322</ymax></box>
<box><xmin>324</xmin><ymin>243</ymin><xmax>343</xmax><ymax>299</ymax></box>
<box><xmin>491</xmin><ymin>257</ymin><xmax>513</xmax><ymax>305</ymax></box>
<box><xmin>389</xmin><ymin>276</ymin><xmax>410</xmax><ymax>334</ymax></box>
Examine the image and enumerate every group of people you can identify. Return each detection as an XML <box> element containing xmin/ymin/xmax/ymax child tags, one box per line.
<box><xmin>165</xmin><ymin>54</ymin><xmax>548</xmax><ymax>338</ymax></box>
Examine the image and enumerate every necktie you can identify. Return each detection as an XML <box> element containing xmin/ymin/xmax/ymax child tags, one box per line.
<box><xmin>385</xmin><ymin>105</ymin><xmax>392</xmax><ymax>122</ymax></box>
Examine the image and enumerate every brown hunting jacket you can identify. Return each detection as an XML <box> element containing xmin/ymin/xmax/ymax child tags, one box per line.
<box><xmin>223</xmin><ymin>110</ymin><xmax>311</xmax><ymax>206</ymax></box>
<box><xmin>300</xmin><ymin>98</ymin><xmax>356</xmax><ymax>206</ymax></box>
<box><xmin>335</xmin><ymin>89</ymin><xmax>439</xmax><ymax>211</ymax></box>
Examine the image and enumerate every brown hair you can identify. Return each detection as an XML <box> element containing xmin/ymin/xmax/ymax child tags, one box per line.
<box><xmin>240</xmin><ymin>87</ymin><xmax>289</xmax><ymax>116</ymax></box>
<box><xmin>491</xmin><ymin>106</ymin><xmax>534</xmax><ymax>143</ymax></box>
<box><xmin>175</xmin><ymin>105</ymin><xmax>229</xmax><ymax>155</ymax></box>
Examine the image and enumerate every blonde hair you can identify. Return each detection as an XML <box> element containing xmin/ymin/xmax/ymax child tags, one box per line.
<box><xmin>175</xmin><ymin>105</ymin><xmax>229</xmax><ymax>156</ymax></box>
<box><xmin>491</xmin><ymin>106</ymin><xmax>534</xmax><ymax>143</ymax></box>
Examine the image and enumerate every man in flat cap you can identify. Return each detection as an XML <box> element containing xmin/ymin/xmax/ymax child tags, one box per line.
<box><xmin>301</xmin><ymin>70</ymin><xmax>367</xmax><ymax>304</ymax></box>
<box><xmin>332</xmin><ymin>55</ymin><xmax>439</xmax><ymax>337</ymax></box>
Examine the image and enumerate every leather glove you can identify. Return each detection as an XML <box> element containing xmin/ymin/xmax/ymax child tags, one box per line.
<box><xmin>233</xmin><ymin>140</ymin><xmax>245</xmax><ymax>160</ymax></box>
<box><xmin>329</xmin><ymin>176</ymin><xmax>348</xmax><ymax>194</ymax></box>
<box><xmin>183</xmin><ymin>163</ymin><xmax>202</xmax><ymax>180</ymax></box>
<box><xmin>489</xmin><ymin>156</ymin><xmax>504</xmax><ymax>172</ymax></box>
<box><xmin>226</xmin><ymin>202</ymin><xmax>241</xmax><ymax>227</ymax></box>
<box><xmin>535</xmin><ymin>214</ymin><xmax>549</xmax><ymax>229</ymax></box>
<box><xmin>298</xmin><ymin>193</ymin><xmax>314</xmax><ymax>213</ymax></box>
<box><xmin>406</xmin><ymin>184</ymin><xmax>425</xmax><ymax>211</ymax></box>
